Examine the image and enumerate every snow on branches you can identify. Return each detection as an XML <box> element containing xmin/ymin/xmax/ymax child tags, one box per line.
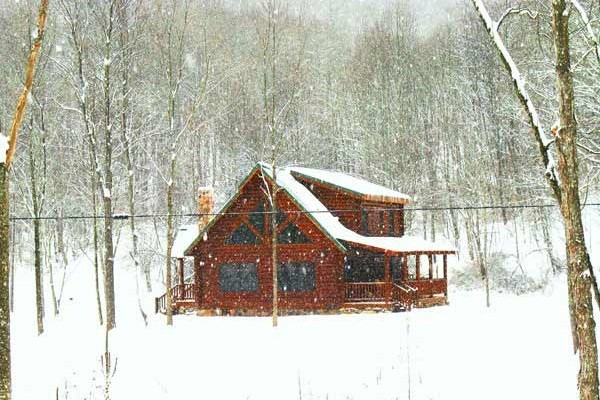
<box><xmin>470</xmin><ymin>0</ymin><xmax>561</xmax><ymax>196</ymax></box>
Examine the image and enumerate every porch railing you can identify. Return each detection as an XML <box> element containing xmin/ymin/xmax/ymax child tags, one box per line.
<box><xmin>155</xmin><ymin>283</ymin><xmax>196</xmax><ymax>314</ymax></box>
<box><xmin>405</xmin><ymin>279</ymin><xmax>446</xmax><ymax>297</ymax></box>
<box><xmin>344</xmin><ymin>282</ymin><xmax>387</xmax><ymax>302</ymax></box>
<box><xmin>344</xmin><ymin>281</ymin><xmax>419</xmax><ymax>311</ymax></box>
<box><xmin>391</xmin><ymin>283</ymin><xmax>418</xmax><ymax>311</ymax></box>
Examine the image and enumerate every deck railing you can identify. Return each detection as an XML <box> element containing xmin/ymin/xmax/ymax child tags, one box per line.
<box><xmin>155</xmin><ymin>283</ymin><xmax>196</xmax><ymax>313</ymax></box>
<box><xmin>344</xmin><ymin>281</ymin><xmax>420</xmax><ymax>311</ymax></box>
<box><xmin>405</xmin><ymin>279</ymin><xmax>446</xmax><ymax>297</ymax></box>
<box><xmin>344</xmin><ymin>282</ymin><xmax>387</xmax><ymax>302</ymax></box>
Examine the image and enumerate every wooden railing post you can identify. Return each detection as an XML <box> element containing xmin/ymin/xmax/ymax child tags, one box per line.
<box><xmin>384</xmin><ymin>254</ymin><xmax>391</xmax><ymax>305</ymax></box>
<box><xmin>178</xmin><ymin>258</ymin><xmax>184</xmax><ymax>299</ymax></box>
<box><xmin>415</xmin><ymin>255</ymin><xmax>420</xmax><ymax>280</ymax></box>
<box><xmin>428</xmin><ymin>254</ymin><xmax>433</xmax><ymax>279</ymax></box>
<box><xmin>443</xmin><ymin>254</ymin><xmax>448</xmax><ymax>297</ymax></box>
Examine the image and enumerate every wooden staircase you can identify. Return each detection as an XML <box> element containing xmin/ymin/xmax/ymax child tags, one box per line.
<box><xmin>155</xmin><ymin>283</ymin><xmax>196</xmax><ymax>314</ymax></box>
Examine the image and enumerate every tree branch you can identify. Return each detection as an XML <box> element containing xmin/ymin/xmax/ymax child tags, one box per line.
<box><xmin>5</xmin><ymin>0</ymin><xmax>50</xmax><ymax>169</ymax></box>
<box><xmin>470</xmin><ymin>0</ymin><xmax>562</xmax><ymax>201</ymax></box>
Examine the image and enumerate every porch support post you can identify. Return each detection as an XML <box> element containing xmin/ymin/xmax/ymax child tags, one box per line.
<box><xmin>178</xmin><ymin>258</ymin><xmax>185</xmax><ymax>286</ymax></box>
<box><xmin>402</xmin><ymin>255</ymin><xmax>408</xmax><ymax>281</ymax></box>
<box><xmin>178</xmin><ymin>258</ymin><xmax>185</xmax><ymax>300</ymax></box>
<box><xmin>194</xmin><ymin>256</ymin><xmax>201</xmax><ymax>307</ymax></box>
<box><xmin>415</xmin><ymin>255</ymin><xmax>420</xmax><ymax>280</ymax></box>
<box><xmin>384</xmin><ymin>253</ymin><xmax>391</xmax><ymax>305</ymax></box>
<box><xmin>443</xmin><ymin>254</ymin><xmax>448</xmax><ymax>297</ymax></box>
<box><xmin>428</xmin><ymin>254</ymin><xmax>433</xmax><ymax>279</ymax></box>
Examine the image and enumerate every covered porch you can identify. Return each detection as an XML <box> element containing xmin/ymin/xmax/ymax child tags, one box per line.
<box><xmin>342</xmin><ymin>239</ymin><xmax>455</xmax><ymax>311</ymax></box>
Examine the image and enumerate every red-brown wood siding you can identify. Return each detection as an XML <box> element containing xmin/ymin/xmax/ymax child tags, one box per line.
<box><xmin>294</xmin><ymin>176</ymin><xmax>364</xmax><ymax>232</ymax></box>
<box><xmin>190</xmin><ymin>171</ymin><xmax>345</xmax><ymax>312</ymax></box>
<box><xmin>293</xmin><ymin>175</ymin><xmax>405</xmax><ymax>237</ymax></box>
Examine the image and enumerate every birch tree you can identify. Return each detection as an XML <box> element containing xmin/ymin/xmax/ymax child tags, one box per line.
<box><xmin>470</xmin><ymin>1</ymin><xmax>599</xmax><ymax>398</ymax></box>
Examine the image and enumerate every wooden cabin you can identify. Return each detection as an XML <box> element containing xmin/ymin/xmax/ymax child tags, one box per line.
<box><xmin>156</xmin><ymin>163</ymin><xmax>456</xmax><ymax>315</ymax></box>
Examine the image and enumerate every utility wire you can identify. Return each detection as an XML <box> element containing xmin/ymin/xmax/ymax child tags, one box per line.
<box><xmin>8</xmin><ymin>202</ymin><xmax>600</xmax><ymax>222</ymax></box>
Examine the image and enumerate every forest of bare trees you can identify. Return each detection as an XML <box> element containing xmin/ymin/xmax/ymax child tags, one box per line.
<box><xmin>0</xmin><ymin>0</ymin><xmax>599</xmax><ymax>399</ymax></box>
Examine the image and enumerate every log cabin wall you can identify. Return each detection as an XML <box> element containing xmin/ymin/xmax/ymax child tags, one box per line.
<box><xmin>293</xmin><ymin>176</ymin><xmax>363</xmax><ymax>232</ymax></box>
<box><xmin>360</xmin><ymin>201</ymin><xmax>405</xmax><ymax>237</ymax></box>
<box><xmin>190</xmin><ymin>171</ymin><xmax>345</xmax><ymax>313</ymax></box>
<box><xmin>293</xmin><ymin>175</ymin><xmax>405</xmax><ymax>238</ymax></box>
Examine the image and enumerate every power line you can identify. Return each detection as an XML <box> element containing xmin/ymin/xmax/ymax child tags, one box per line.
<box><xmin>8</xmin><ymin>202</ymin><xmax>600</xmax><ymax>222</ymax></box>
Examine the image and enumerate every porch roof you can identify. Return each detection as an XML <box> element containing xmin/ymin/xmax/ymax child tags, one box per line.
<box><xmin>341</xmin><ymin>235</ymin><xmax>457</xmax><ymax>255</ymax></box>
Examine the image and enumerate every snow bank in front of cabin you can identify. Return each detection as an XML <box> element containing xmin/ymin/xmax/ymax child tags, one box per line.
<box><xmin>9</xmin><ymin>252</ymin><xmax>590</xmax><ymax>400</ymax></box>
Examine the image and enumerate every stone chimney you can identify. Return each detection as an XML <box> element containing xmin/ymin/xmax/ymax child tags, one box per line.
<box><xmin>197</xmin><ymin>187</ymin><xmax>214</xmax><ymax>232</ymax></box>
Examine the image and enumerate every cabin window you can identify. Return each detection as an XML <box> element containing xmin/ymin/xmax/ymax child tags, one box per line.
<box><xmin>248</xmin><ymin>203</ymin><xmax>265</xmax><ymax>234</ymax></box>
<box><xmin>219</xmin><ymin>263</ymin><xmax>258</xmax><ymax>292</ymax></box>
<box><xmin>277</xmin><ymin>222</ymin><xmax>310</xmax><ymax>244</ymax></box>
<box><xmin>344</xmin><ymin>251</ymin><xmax>385</xmax><ymax>282</ymax></box>
<box><xmin>390</xmin><ymin>256</ymin><xmax>403</xmax><ymax>281</ymax></box>
<box><xmin>225</xmin><ymin>222</ymin><xmax>261</xmax><ymax>245</ymax></box>
<box><xmin>361</xmin><ymin>210</ymin><xmax>368</xmax><ymax>234</ymax></box>
<box><xmin>361</xmin><ymin>208</ymin><xmax>388</xmax><ymax>236</ymax></box>
<box><xmin>278</xmin><ymin>262</ymin><xmax>315</xmax><ymax>292</ymax></box>
<box><xmin>389</xmin><ymin>211</ymin><xmax>396</xmax><ymax>236</ymax></box>
<box><xmin>275</xmin><ymin>208</ymin><xmax>287</xmax><ymax>226</ymax></box>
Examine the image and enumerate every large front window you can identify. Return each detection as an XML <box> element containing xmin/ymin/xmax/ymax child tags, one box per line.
<box><xmin>219</xmin><ymin>263</ymin><xmax>258</xmax><ymax>292</ymax></box>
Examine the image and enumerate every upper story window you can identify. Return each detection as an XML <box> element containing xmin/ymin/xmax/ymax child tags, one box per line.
<box><xmin>226</xmin><ymin>222</ymin><xmax>261</xmax><ymax>244</ymax></box>
<box><xmin>360</xmin><ymin>206</ymin><xmax>402</xmax><ymax>237</ymax></box>
<box><xmin>248</xmin><ymin>203</ymin><xmax>266</xmax><ymax>234</ymax></box>
<box><xmin>277</xmin><ymin>222</ymin><xmax>310</xmax><ymax>244</ymax></box>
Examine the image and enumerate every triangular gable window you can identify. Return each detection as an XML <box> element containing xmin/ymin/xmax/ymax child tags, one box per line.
<box><xmin>277</xmin><ymin>222</ymin><xmax>310</xmax><ymax>244</ymax></box>
<box><xmin>248</xmin><ymin>203</ymin><xmax>265</xmax><ymax>234</ymax></box>
<box><xmin>226</xmin><ymin>222</ymin><xmax>261</xmax><ymax>245</ymax></box>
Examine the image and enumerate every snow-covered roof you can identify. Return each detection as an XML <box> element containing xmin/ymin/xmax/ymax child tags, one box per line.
<box><xmin>184</xmin><ymin>163</ymin><xmax>455</xmax><ymax>256</ymax></box>
<box><xmin>259</xmin><ymin>163</ymin><xmax>455</xmax><ymax>254</ymax></box>
<box><xmin>289</xmin><ymin>166</ymin><xmax>410</xmax><ymax>204</ymax></box>
<box><xmin>172</xmin><ymin>224</ymin><xmax>199</xmax><ymax>258</ymax></box>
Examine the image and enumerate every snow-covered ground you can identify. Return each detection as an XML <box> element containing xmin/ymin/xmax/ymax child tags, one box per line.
<box><xmin>8</xmin><ymin>207</ymin><xmax>600</xmax><ymax>399</ymax></box>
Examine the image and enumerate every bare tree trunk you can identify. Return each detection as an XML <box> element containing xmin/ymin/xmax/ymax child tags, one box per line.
<box><xmin>271</xmin><ymin>164</ymin><xmax>278</xmax><ymax>327</ymax></box>
<box><xmin>0</xmin><ymin>0</ymin><xmax>49</xmax><ymax>396</ymax></box>
<box><xmin>119</xmin><ymin>2</ymin><xmax>147</xmax><ymax>326</ymax></box>
<box><xmin>102</xmin><ymin>0</ymin><xmax>117</xmax><ymax>331</ymax></box>
<box><xmin>165</xmin><ymin>153</ymin><xmax>176</xmax><ymax>326</ymax></box>
<box><xmin>470</xmin><ymin>1</ymin><xmax>599</xmax><ymax>397</ymax></box>
<box><xmin>552</xmin><ymin>2</ymin><xmax>599</xmax><ymax>397</ymax></box>
<box><xmin>8</xmin><ymin>224</ymin><xmax>14</xmax><ymax>314</ymax></box>
<box><xmin>92</xmin><ymin>169</ymin><xmax>104</xmax><ymax>326</ymax></box>
<box><xmin>47</xmin><ymin>240</ymin><xmax>58</xmax><ymax>316</ymax></box>
<box><xmin>0</xmin><ymin>166</ymin><xmax>11</xmax><ymax>400</ymax></box>
<box><xmin>28</xmin><ymin>119</ymin><xmax>44</xmax><ymax>335</ymax></box>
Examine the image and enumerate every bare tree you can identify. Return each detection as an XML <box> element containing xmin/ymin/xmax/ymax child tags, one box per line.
<box><xmin>470</xmin><ymin>1</ymin><xmax>599</xmax><ymax>398</ymax></box>
<box><xmin>255</xmin><ymin>0</ymin><xmax>306</xmax><ymax>327</ymax></box>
